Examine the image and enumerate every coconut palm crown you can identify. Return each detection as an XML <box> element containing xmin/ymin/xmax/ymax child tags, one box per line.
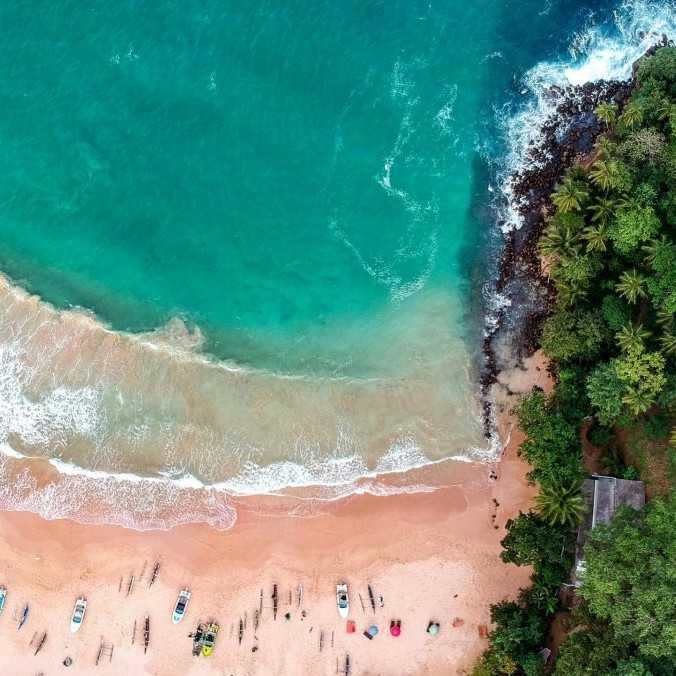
<box><xmin>535</xmin><ymin>480</ymin><xmax>586</xmax><ymax>529</ymax></box>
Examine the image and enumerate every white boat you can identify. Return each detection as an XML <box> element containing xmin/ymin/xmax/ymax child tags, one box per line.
<box><xmin>0</xmin><ymin>587</ymin><xmax>6</xmax><ymax>614</ymax></box>
<box><xmin>70</xmin><ymin>597</ymin><xmax>87</xmax><ymax>633</ymax></box>
<box><xmin>336</xmin><ymin>583</ymin><xmax>349</xmax><ymax>619</ymax></box>
<box><xmin>172</xmin><ymin>589</ymin><xmax>191</xmax><ymax>624</ymax></box>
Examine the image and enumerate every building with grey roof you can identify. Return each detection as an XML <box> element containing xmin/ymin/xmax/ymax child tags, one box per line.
<box><xmin>571</xmin><ymin>474</ymin><xmax>645</xmax><ymax>587</ymax></box>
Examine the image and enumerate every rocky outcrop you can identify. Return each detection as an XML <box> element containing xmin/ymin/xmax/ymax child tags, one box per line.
<box><xmin>480</xmin><ymin>79</ymin><xmax>632</xmax><ymax>436</ymax></box>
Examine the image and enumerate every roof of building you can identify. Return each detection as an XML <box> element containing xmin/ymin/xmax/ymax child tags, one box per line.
<box><xmin>571</xmin><ymin>474</ymin><xmax>645</xmax><ymax>587</ymax></box>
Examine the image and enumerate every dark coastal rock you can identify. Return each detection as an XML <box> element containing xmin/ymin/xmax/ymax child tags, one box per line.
<box><xmin>479</xmin><ymin>40</ymin><xmax>676</xmax><ymax>437</ymax></box>
<box><xmin>479</xmin><ymin>78</ymin><xmax>633</xmax><ymax>436</ymax></box>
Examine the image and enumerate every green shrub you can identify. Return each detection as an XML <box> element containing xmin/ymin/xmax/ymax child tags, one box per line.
<box><xmin>608</xmin><ymin>205</ymin><xmax>661</xmax><ymax>254</ymax></box>
<box><xmin>586</xmin><ymin>362</ymin><xmax>626</xmax><ymax>426</ymax></box>
<box><xmin>601</xmin><ymin>294</ymin><xmax>632</xmax><ymax>331</ymax></box>
<box><xmin>516</xmin><ymin>390</ymin><xmax>582</xmax><ymax>487</ymax></box>
<box><xmin>541</xmin><ymin>309</ymin><xmax>606</xmax><ymax>362</ymax></box>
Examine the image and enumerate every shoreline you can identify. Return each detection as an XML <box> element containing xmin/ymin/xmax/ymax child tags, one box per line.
<box><xmin>0</xmin><ymin>267</ymin><xmax>491</xmax><ymax>527</ymax></box>
<box><xmin>480</xmin><ymin>77</ymin><xmax>632</xmax><ymax>432</ymax></box>
<box><xmin>0</xmin><ymin>352</ymin><xmax>551</xmax><ymax>675</ymax></box>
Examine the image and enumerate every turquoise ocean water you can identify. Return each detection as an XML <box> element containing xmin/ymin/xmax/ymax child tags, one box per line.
<box><xmin>0</xmin><ymin>0</ymin><xmax>673</xmax><ymax>528</ymax></box>
<box><xmin>0</xmin><ymin>0</ymin><xmax>596</xmax><ymax>372</ymax></box>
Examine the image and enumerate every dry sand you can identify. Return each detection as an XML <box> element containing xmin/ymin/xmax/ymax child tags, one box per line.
<box><xmin>0</xmin><ymin>352</ymin><xmax>550</xmax><ymax>676</ymax></box>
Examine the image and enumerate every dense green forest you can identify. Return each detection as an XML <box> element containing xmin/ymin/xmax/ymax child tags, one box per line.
<box><xmin>474</xmin><ymin>47</ymin><xmax>676</xmax><ymax>675</ymax></box>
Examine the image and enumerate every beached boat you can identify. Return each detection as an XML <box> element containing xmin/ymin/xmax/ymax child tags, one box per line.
<box><xmin>191</xmin><ymin>623</ymin><xmax>205</xmax><ymax>656</ymax></box>
<box><xmin>336</xmin><ymin>583</ymin><xmax>349</xmax><ymax>619</ymax></box>
<box><xmin>201</xmin><ymin>622</ymin><xmax>220</xmax><ymax>657</ymax></box>
<box><xmin>172</xmin><ymin>589</ymin><xmax>191</xmax><ymax>624</ymax></box>
<box><xmin>17</xmin><ymin>603</ymin><xmax>29</xmax><ymax>630</ymax></box>
<box><xmin>70</xmin><ymin>597</ymin><xmax>87</xmax><ymax>633</ymax></box>
<box><xmin>0</xmin><ymin>587</ymin><xmax>6</xmax><ymax>614</ymax></box>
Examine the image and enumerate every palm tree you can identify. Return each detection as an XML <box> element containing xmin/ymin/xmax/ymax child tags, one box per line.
<box><xmin>619</xmin><ymin>102</ymin><xmax>643</xmax><ymax>130</ymax></box>
<box><xmin>593</xmin><ymin>136</ymin><xmax>615</xmax><ymax>160</ymax></box>
<box><xmin>656</xmin><ymin>306</ymin><xmax>674</xmax><ymax>330</ymax></box>
<box><xmin>623</xmin><ymin>388</ymin><xmax>654</xmax><ymax>416</ymax></box>
<box><xmin>583</xmin><ymin>225</ymin><xmax>608</xmax><ymax>253</ymax></box>
<box><xmin>587</xmin><ymin>197</ymin><xmax>616</xmax><ymax>225</ymax></box>
<box><xmin>655</xmin><ymin>98</ymin><xmax>674</xmax><ymax>122</ymax></box>
<box><xmin>616</xmin><ymin>269</ymin><xmax>647</xmax><ymax>304</ymax></box>
<box><xmin>556</xmin><ymin>281</ymin><xmax>588</xmax><ymax>308</ymax></box>
<box><xmin>614</xmin><ymin>193</ymin><xmax>632</xmax><ymax>211</ymax></box>
<box><xmin>595</xmin><ymin>102</ymin><xmax>618</xmax><ymax>129</ymax></box>
<box><xmin>536</xmin><ymin>480</ymin><xmax>585</xmax><ymax>528</ymax></box>
<box><xmin>589</xmin><ymin>159</ymin><xmax>620</xmax><ymax>192</ymax></box>
<box><xmin>642</xmin><ymin>235</ymin><xmax>673</xmax><ymax>268</ymax></box>
<box><xmin>617</xmin><ymin>323</ymin><xmax>651</xmax><ymax>352</ymax></box>
<box><xmin>539</xmin><ymin>225</ymin><xmax>582</xmax><ymax>259</ymax></box>
<box><xmin>659</xmin><ymin>332</ymin><xmax>676</xmax><ymax>357</ymax></box>
<box><xmin>551</xmin><ymin>176</ymin><xmax>589</xmax><ymax>213</ymax></box>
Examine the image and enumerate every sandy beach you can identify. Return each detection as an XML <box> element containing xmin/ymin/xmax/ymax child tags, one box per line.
<box><xmin>0</xmin><ymin>353</ymin><xmax>549</xmax><ymax>675</ymax></box>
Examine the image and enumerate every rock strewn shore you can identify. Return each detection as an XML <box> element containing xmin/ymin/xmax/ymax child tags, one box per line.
<box><xmin>480</xmin><ymin>78</ymin><xmax>633</xmax><ymax>434</ymax></box>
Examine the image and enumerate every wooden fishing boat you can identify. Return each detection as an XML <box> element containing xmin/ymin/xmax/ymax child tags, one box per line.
<box><xmin>144</xmin><ymin>616</ymin><xmax>150</xmax><ymax>654</ymax></box>
<box><xmin>17</xmin><ymin>603</ymin><xmax>29</xmax><ymax>630</ymax></box>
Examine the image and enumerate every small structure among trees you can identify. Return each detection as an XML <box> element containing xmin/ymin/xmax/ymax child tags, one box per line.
<box><xmin>571</xmin><ymin>474</ymin><xmax>645</xmax><ymax>586</ymax></box>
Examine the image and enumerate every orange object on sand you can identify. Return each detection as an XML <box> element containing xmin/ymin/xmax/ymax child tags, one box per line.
<box><xmin>452</xmin><ymin>617</ymin><xmax>464</xmax><ymax>628</ymax></box>
<box><xmin>346</xmin><ymin>620</ymin><xmax>356</xmax><ymax>634</ymax></box>
<box><xmin>478</xmin><ymin>624</ymin><xmax>488</xmax><ymax>639</ymax></box>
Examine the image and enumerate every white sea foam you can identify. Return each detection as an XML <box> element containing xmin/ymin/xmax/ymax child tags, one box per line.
<box><xmin>0</xmin><ymin>443</ymin><xmax>25</xmax><ymax>459</ymax></box>
<box><xmin>0</xmin><ymin>440</ymin><xmax>481</xmax><ymax>530</ymax></box>
<box><xmin>0</xmin><ymin>451</ymin><xmax>238</xmax><ymax>531</ymax></box>
<box><xmin>0</xmin><ymin>342</ymin><xmax>103</xmax><ymax>448</ymax></box>
<box><xmin>434</xmin><ymin>84</ymin><xmax>459</xmax><ymax>134</ymax></box>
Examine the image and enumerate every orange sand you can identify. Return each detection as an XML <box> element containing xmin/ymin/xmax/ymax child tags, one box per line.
<box><xmin>0</xmin><ymin>352</ymin><xmax>550</xmax><ymax>675</ymax></box>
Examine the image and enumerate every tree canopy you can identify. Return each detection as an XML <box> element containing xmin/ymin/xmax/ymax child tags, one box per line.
<box><xmin>578</xmin><ymin>493</ymin><xmax>676</xmax><ymax>661</ymax></box>
<box><xmin>475</xmin><ymin>47</ymin><xmax>676</xmax><ymax>676</ymax></box>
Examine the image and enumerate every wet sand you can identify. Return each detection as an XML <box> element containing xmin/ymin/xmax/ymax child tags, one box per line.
<box><xmin>0</xmin><ymin>353</ymin><xmax>550</xmax><ymax>675</ymax></box>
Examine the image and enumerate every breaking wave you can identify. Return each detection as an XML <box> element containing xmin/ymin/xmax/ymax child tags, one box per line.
<box><xmin>0</xmin><ymin>271</ymin><xmax>491</xmax><ymax>530</ymax></box>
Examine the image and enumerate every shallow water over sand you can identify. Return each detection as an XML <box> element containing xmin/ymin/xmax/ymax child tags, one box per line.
<box><xmin>0</xmin><ymin>275</ymin><xmax>487</xmax><ymax>482</ymax></box>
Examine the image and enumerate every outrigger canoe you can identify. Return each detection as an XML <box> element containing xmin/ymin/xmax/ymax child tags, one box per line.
<box><xmin>172</xmin><ymin>589</ymin><xmax>191</xmax><ymax>624</ymax></box>
<box><xmin>336</xmin><ymin>583</ymin><xmax>349</xmax><ymax>619</ymax></box>
<box><xmin>0</xmin><ymin>587</ymin><xmax>6</xmax><ymax>615</ymax></box>
<box><xmin>17</xmin><ymin>604</ymin><xmax>29</xmax><ymax>630</ymax></box>
<box><xmin>70</xmin><ymin>597</ymin><xmax>87</xmax><ymax>633</ymax></box>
